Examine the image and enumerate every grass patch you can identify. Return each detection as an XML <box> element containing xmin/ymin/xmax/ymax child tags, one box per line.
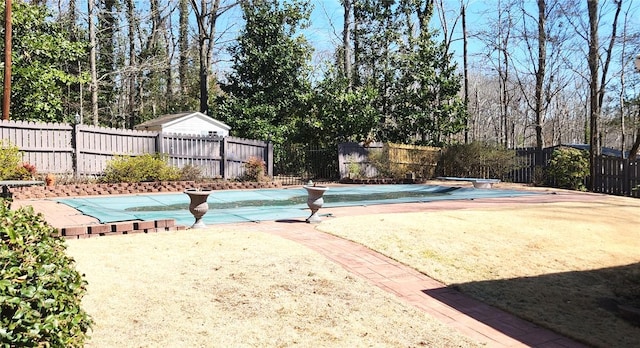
<box><xmin>65</xmin><ymin>229</ymin><xmax>479</xmax><ymax>347</ymax></box>
<box><xmin>317</xmin><ymin>197</ymin><xmax>640</xmax><ymax>348</ymax></box>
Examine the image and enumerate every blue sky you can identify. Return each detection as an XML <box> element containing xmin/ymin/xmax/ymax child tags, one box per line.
<box><xmin>304</xmin><ymin>0</ymin><xmax>496</xmax><ymax>63</ymax></box>
<box><xmin>211</xmin><ymin>0</ymin><xmax>509</xmax><ymax>78</ymax></box>
<box><xmin>303</xmin><ymin>0</ymin><xmax>485</xmax><ymax>70</ymax></box>
<box><xmin>113</xmin><ymin>0</ymin><xmax>635</xmax><ymax>78</ymax></box>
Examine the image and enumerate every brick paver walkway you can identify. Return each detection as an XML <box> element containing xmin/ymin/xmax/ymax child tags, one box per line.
<box><xmin>253</xmin><ymin>219</ymin><xmax>587</xmax><ymax>348</ymax></box>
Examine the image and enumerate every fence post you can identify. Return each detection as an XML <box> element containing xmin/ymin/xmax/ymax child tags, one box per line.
<box><xmin>221</xmin><ymin>137</ymin><xmax>228</xmax><ymax>180</ymax></box>
<box><xmin>623</xmin><ymin>158</ymin><xmax>630</xmax><ymax>195</ymax></box>
<box><xmin>156</xmin><ymin>132</ymin><xmax>164</xmax><ymax>155</ymax></box>
<box><xmin>266</xmin><ymin>141</ymin><xmax>273</xmax><ymax>177</ymax></box>
<box><xmin>72</xmin><ymin>123</ymin><xmax>80</xmax><ymax>179</ymax></box>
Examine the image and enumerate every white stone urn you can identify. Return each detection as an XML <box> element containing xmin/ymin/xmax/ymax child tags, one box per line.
<box><xmin>303</xmin><ymin>184</ymin><xmax>329</xmax><ymax>223</ymax></box>
<box><xmin>185</xmin><ymin>189</ymin><xmax>212</xmax><ymax>229</ymax></box>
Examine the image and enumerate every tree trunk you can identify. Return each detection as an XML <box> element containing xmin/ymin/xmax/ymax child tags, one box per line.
<box><xmin>3</xmin><ymin>0</ymin><xmax>11</xmax><ymax>121</ymax></box>
<box><xmin>179</xmin><ymin>0</ymin><xmax>189</xmax><ymax>95</ymax></box>
<box><xmin>629</xmin><ymin>107</ymin><xmax>640</xmax><ymax>159</ymax></box>
<box><xmin>587</xmin><ymin>0</ymin><xmax>622</xmax><ymax>190</ymax></box>
<box><xmin>99</xmin><ymin>0</ymin><xmax>118</xmax><ymax>125</ymax></box>
<box><xmin>353</xmin><ymin>2</ymin><xmax>360</xmax><ymax>87</ymax></box>
<box><xmin>496</xmin><ymin>0</ymin><xmax>512</xmax><ymax>148</ymax></box>
<box><xmin>619</xmin><ymin>64</ymin><xmax>626</xmax><ymax>158</ymax></box>
<box><xmin>534</xmin><ymin>0</ymin><xmax>546</xmax><ymax>151</ymax></box>
<box><xmin>126</xmin><ymin>0</ymin><xmax>137</xmax><ymax>129</ymax></box>
<box><xmin>89</xmin><ymin>0</ymin><xmax>99</xmax><ymax>125</ymax></box>
<box><xmin>462</xmin><ymin>0</ymin><xmax>469</xmax><ymax>144</ymax></box>
<box><xmin>342</xmin><ymin>0</ymin><xmax>352</xmax><ymax>87</ymax></box>
<box><xmin>197</xmin><ymin>0</ymin><xmax>210</xmax><ymax>115</ymax></box>
<box><xmin>587</xmin><ymin>0</ymin><xmax>599</xmax><ymax>191</ymax></box>
<box><xmin>191</xmin><ymin>0</ymin><xmax>222</xmax><ymax>115</ymax></box>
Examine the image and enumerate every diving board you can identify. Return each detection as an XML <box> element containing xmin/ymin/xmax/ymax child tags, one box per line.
<box><xmin>436</xmin><ymin>177</ymin><xmax>500</xmax><ymax>189</ymax></box>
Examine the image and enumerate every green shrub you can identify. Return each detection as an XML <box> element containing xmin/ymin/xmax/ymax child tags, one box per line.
<box><xmin>367</xmin><ymin>148</ymin><xmax>393</xmax><ymax>178</ymax></box>
<box><xmin>8</xmin><ymin>165</ymin><xmax>32</xmax><ymax>180</ymax></box>
<box><xmin>0</xmin><ymin>141</ymin><xmax>25</xmax><ymax>180</ymax></box>
<box><xmin>100</xmin><ymin>153</ymin><xmax>181</xmax><ymax>183</ymax></box>
<box><xmin>0</xmin><ymin>200</ymin><xmax>92</xmax><ymax>347</ymax></box>
<box><xmin>546</xmin><ymin>147</ymin><xmax>589</xmax><ymax>191</ymax></box>
<box><xmin>436</xmin><ymin>142</ymin><xmax>521</xmax><ymax>179</ymax></box>
<box><xmin>346</xmin><ymin>156</ymin><xmax>365</xmax><ymax>179</ymax></box>
<box><xmin>532</xmin><ymin>165</ymin><xmax>546</xmax><ymax>187</ymax></box>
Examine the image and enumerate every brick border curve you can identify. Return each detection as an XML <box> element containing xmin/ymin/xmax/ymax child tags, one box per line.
<box><xmin>11</xmin><ymin>180</ymin><xmax>282</xmax><ymax>200</ymax></box>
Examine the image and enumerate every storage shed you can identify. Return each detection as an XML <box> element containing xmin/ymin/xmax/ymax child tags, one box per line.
<box><xmin>134</xmin><ymin>112</ymin><xmax>231</xmax><ymax>137</ymax></box>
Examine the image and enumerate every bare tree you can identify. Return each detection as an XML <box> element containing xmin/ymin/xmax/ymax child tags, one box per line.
<box><xmin>506</xmin><ymin>0</ymin><xmax>573</xmax><ymax>154</ymax></box>
<box><xmin>482</xmin><ymin>0</ymin><xmax>518</xmax><ymax>147</ymax></box>
<box><xmin>179</xmin><ymin>0</ymin><xmax>189</xmax><ymax>95</ymax></box>
<box><xmin>342</xmin><ymin>0</ymin><xmax>352</xmax><ymax>87</ymax></box>
<box><xmin>433</xmin><ymin>0</ymin><xmax>464</xmax><ymax>56</ymax></box>
<box><xmin>126</xmin><ymin>0</ymin><xmax>137</xmax><ymax>128</ymax></box>
<box><xmin>461</xmin><ymin>0</ymin><xmax>469</xmax><ymax>143</ymax></box>
<box><xmin>190</xmin><ymin>0</ymin><xmax>237</xmax><ymax>115</ymax></box>
<box><xmin>534</xmin><ymin>0</ymin><xmax>546</xmax><ymax>150</ymax></box>
<box><xmin>617</xmin><ymin>4</ymin><xmax>640</xmax><ymax>159</ymax></box>
<box><xmin>88</xmin><ymin>0</ymin><xmax>99</xmax><ymax>125</ymax></box>
<box><xmin>587</xmin><ymin>0</ymin><xmax>622</xmax><ymax>190</ymax></box>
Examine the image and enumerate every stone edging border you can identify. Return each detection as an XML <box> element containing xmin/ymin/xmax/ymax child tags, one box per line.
<box><xmin>11</xmin><ymin>180</ymin><xmax>282</xmax><ymax>200</ymax></box>
<box><xmin>59</xmin><ymin>219</ymin><xmax>185</xmax><ymax>240</ymax></box>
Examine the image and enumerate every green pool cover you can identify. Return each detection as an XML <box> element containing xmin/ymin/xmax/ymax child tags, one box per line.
<box><xmin>56</xmin><ymin>184</ymin><xmax>539</xmax><ymax>226</ymax></box>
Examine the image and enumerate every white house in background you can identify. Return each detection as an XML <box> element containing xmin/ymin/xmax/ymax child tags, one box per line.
<box><xmin>134</xmin><ymin>111</ymin><xmax>231</xmax><ymax>137</ymax></box>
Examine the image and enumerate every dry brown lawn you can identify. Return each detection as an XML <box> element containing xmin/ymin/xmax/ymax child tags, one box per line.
<box><xmin>316</xmin><ymin>195</ymin><xmax>640</xmax><ymax>348</ymax></box>
<box><xmin>65</xmin><ymin>229</ymin><xmax>480</xmax><ymax>347</ymax></box>
<box><xmin>64</xmin><ymin>191</ymin><xmax>640</xmax><ymax>348</ymax></box>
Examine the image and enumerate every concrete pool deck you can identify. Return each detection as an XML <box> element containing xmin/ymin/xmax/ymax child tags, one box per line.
<box><xmin>11</xmin><ymin>183</ymin><xmax>598</xmax><ymax>347</ymax></box>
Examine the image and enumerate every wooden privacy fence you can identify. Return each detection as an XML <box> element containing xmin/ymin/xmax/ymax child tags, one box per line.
<box><xmin>338</xmin><ymin>142</ymin><xmax>383</xmax><ymax>178</ymax></box>
<box><xmin>338</xmin><ymin>142</ymin><xmax>440</xmax><ymax>179</ymax></box>
<box><xmin>507</xmin><ymin>147</ymin><xmax>555</xmax><ymax>183</ymax></box>
<box><xmin>340</xmin><ymin>142</ymin><xmax>640</xmax><ymax>198</ymax></box>
<box><xmin>0</xmin><ymin>120</ymin><xmax>273</xmax><ymax>179</ymax></box>
<box><xmin>593</xmin><ymin>156</ymin><xmax>640</xmax><ymax>198</ymax></box>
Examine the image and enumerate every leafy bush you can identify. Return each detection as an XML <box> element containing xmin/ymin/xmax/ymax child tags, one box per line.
<box><xmin>100</xmin><ymin>153</ymin><xmax>181</xmax><ymax>183</ymax></box>
<box><xmin>20</xmin><ymin>163</ymin><xmax>37</xmax><ymax>178</ymax></box>
<box><xmin>240</xmin><ymin>156</ymin><xmax>268</xmax><ymax>182</ymax></box>
<box><xmin>346</xmin><ymin>156</ymin><xmax>365</xmax><ymax>179</ymax></box>
<box><xmin>179</xmin><ymin>164</ymin><xmax>204</xmax><ymax>181</ymax></box>
<box><xmin>531</xmin><ymin>165</ymin><xmax>546</xmax><ymax>187</ymax></box>
<box><xmin>0</xmin><ymin>200</ymin><xmax>92</xmax><ymax>346</ymax></box>
<box><xmin>436</xmin><ymin>142</ymin><xmax>521</xmax><ymax>179</ymax></box>
<box><xmin>545</xmin><ymin>147</ymin><xmax>589</xmax><ymax>191</ymax></box>
<box><xmin>0</xmin><ymin>141</ymin><xmax>25</xmax><ymax>180</ymax></box>
<box><xmin>9</xmin><ymin>165</ymin><xmax>33</xmax><ymax>181</ymax></box>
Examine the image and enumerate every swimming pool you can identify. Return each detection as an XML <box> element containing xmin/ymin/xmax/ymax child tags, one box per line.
<box><xmin>57</xmin><ymin>184</ymin><xmax>539</xmax><ymax>226</ymax></box>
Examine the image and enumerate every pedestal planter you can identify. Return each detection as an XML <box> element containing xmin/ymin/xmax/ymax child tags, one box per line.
<box><xmin>185</xmin><ymin>189</ymin><xmax>212</xmax><ymax>229</ymax></box>
<box><xmin>303</xmin><ymin>185</ymin><xmax>329</xmax><ymax>223</ymax></box>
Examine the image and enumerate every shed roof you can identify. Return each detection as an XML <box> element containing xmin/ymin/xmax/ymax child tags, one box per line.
<box><xmin>135</xmin><ymin>112</ymin><xmax>231</xmax><ymax>130</ymax></box>
<box><xmin>556</xmin><ymin>144</ymin><xmax>638</xmax><ymax>158</ymax></box>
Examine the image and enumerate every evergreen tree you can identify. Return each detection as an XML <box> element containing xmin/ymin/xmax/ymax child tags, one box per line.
<box><xmin>217</xmin><ymin>0</ymin><xmax>313</xmax><ymax>143</ymax></box>
<box><xmin>301</xmin><ymin>71</ymin><xmax>380</xmax><ymax>146</ymax></box>
<box><xmin>0</xmin><ymin>1</ymin><xmax>88</xmax><ymax>122</ymax></box>
<box><xmin>349</xmin><ymin>0</ymin><xmax>466</xmax><ymax>145</ymax></box>
<box><xmin>352</xmin><ymin>0</ymin><xmax>401</xmax><ymax>131</ymax></box>
<box><xmin>97</xmin><ymin>0</ymin><xmax>119</xmax><ymax>125</ymax></box>
<box><xmin>391</xmin><ymin>1</ymin><xmax>466</xmax><ymax>146</ymax></box>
